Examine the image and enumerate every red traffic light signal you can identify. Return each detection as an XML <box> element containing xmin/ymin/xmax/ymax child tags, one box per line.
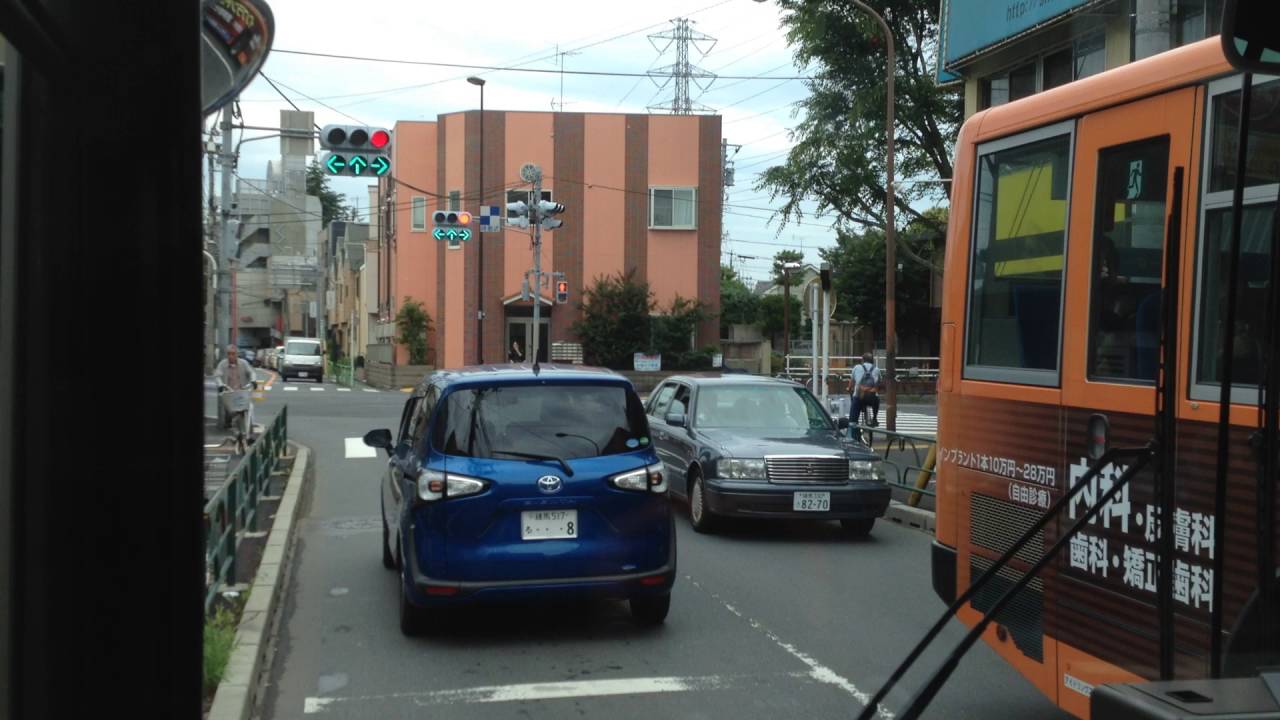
<box><xmin>555</xmin><ymin>280</ymin><xmax>569</xmax><ymax>304</ymax></box>
<box><xmin>370</xmin><ymin>129</ymin><xmax>391</xmax><ymax>149</ymax></box>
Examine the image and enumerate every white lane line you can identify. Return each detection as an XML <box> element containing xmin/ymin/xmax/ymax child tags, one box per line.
<box><xmin>363</xmin><ymin>389</ymin><xmax>379</xmax><ymax>393</ymax></box>
<box><xmin>344</xmin><ymin>438</ymin><xmax>376</xmax><ymax>459</ymax></box>
<box><xmin>686</xmin><ymin>577</ymin><xmax>896</xmax><ymax>719</ymax></box>
<box><xmin>302</xmin><ymin>673</ymin><xmax>809</xmax><ymax>713</ymax></box>
<box><xmin>337</xmin><ymin>388</ymin><xmax>352</xmax><ymax>392</ymax></box>
<box><xmin>310</xmin><ymin>387</ymin><xmax>325</xmax><ymax>392</ymax></box>
<box><xmin>283</xmin><ymin>386</ymin><xmax>299</xmax><ymax>392</ymax></box>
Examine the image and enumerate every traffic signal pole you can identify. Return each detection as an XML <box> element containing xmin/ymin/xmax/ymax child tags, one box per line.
<box><xmin>531</xmin><ymin>172</ymin><xmax>544</xmax><ymax>365</ymax></box>
<box><xmin>217</xmin><ymin>104</ymin><xmax>235</xmax><ymax>356</ymax></box>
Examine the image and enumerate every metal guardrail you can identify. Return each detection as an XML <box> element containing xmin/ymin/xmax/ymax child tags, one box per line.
<box><xmin>203</xmin><ymin>406</ymin><xmax>288</xmax><ymax>612</ymax></box>
<box><xmin>781</xmin><ymin>355</ymin><xmax>940</xmax><ymax>386</ymax></box>
<box><xmin>852</xmin><ymin>424</ymin><xmax>937</xmax><ymax>502</ymax></box>
<box><xmin>328</xmin><ymin>359</ymin><xmax>354</xmax><ymax>387</ymax></box>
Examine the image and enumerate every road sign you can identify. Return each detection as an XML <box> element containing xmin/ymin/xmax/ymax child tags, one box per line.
<box><xmin>370</xmin><ymin>156</ymin><xmax>390</xmax><ymax>176</ymax></box>
<box><xmin>479</xmin><ymin>205</ymin><xmax>501</xmax><ymax>233</ymax></box>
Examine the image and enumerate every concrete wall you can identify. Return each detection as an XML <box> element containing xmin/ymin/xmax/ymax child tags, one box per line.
<box><xmin>365</xmin><ymin>360</ymin><xmax>433</xmax><ymax>390</ymax></box>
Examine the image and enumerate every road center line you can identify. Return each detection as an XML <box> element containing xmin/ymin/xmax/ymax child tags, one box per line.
<box><xmin>302</xmin><ymin>672</ymin><xmax>809</xmax><ymax>713</ymax></box>
<box><xmin>283</xmin><ymin>386</ymin><xmax>299</xmax><ymax>392</ymax></box>
<box><xmin>686</xmin><ymin>576</ymin><xmax>896</xmax><ymax>719</ymax></box>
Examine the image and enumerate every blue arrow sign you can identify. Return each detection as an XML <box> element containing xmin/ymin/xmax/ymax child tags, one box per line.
<box><xmin>348</xmin><ymin>155</ymin><xmax>369</xmax><ymax>175</ymax></box>
<box><xmin>370</xmin><ymin>156</ymin><xmax>390</xmax><ymax>176</ymax></box>
<box><xmin>325</xmin><ymin>154</ymin><xmax>346</xmax><ymax>174</ymax></box>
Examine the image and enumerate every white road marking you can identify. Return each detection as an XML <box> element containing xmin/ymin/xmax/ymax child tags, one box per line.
<box><xmin>344</xmin><ymin>438</ymin><xmax>376</xmax><ymax>459</ymax></box>
<box><xmin>310</xmin><ymin>387</ymin><xmax>325</xmax><ymax>392</ymax></box>
<box><xmin>284</xmin><ymin>386</ymin><xmax>299</xmax><ymax>392</ymax></box>
<box><xmin>687</xmin><ymin>577</ymin><xmax>896</xmax><ymax>719</ymax></box>
<box><xmin>338</xmin><ymin>388</ymin><xmax>352</xmax><ymax>392</ymax></box>
<box><xmin>363</xmin><ymin>389</ymin><xmax>379</xmax><ymax>393</ymax></box>
<box><xmin>302</xmin><ymin>673</ymin><xmax>811</xmax><ymax>713</ymax></box>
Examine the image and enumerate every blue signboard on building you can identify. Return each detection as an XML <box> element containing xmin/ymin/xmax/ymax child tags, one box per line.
<box><xmin>937</xmin><ymin>0</ymin><xmax>1098</xmax><ymax>82</ymax></box>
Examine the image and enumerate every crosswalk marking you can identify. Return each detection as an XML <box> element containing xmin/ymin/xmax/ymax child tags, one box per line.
<box><xmin>363</xmin><ymin>389</ymin><xmax>379</xmax><ymax>393</ymax></box>
<box><xmin>344</xmin><ymin>437</ymin><xmax>376</xmax><ymax>459</ymax></box>
<box><xmin>891</xmin><ymin>412</ymin><xmax>937</xmax><ymax>436</ymax></box>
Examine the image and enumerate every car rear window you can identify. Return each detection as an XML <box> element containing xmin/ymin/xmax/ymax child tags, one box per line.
<box><xmin>286</xmin><ymin>342</ymin><xmax>321</xmax><ymax>356</ymax></box>
<box><xmin>696</xmin><ymin>384</ymin><xmax>833</xmax><ymax>430</ymax></box>
<box><xmin>432</xmin><ymin>383</ymin><xmax>651</xmax><ymax>460</ymax></box>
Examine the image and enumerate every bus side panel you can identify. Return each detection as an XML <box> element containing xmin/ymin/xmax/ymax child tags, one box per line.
<box><xmin>1056</xmin><ymin>642</ymin><xmax>1145</xmax><ymax>718</ymax></box>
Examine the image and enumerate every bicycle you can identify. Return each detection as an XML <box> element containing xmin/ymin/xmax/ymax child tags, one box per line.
<box><xmin>219</xmin><ymin>381</ymin><xmax>258</xmax><ymax>455</ymax></box>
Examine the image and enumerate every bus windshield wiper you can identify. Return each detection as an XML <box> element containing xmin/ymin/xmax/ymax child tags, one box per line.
<box><xmin>490</xmin><ymin>449</ymin><xmax>574</xmax><ymax>476</ymax></box>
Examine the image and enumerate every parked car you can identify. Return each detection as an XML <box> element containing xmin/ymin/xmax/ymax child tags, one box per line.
<box><xmin>280</xmin><ymin>338</ymin><xmax>323</xmax><ymax>382</ymax></box>
<box><xmin>238</xmin><ymin>347</ymin><xmax>257</xmax><ymax>367</ymax></box>
<box><xmin>646</xmin><ymin>374</ymin><xmax>889</xmax><ymax>536</ymax></box>
<box><xmin>363</xmin><ymin>364</ymin><xmax>675</xmax><ymax>635</ymax></box>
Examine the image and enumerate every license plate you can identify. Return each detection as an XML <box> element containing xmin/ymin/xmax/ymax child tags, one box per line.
<box><xmin>298</xmin><ymin>371</ymin><xmax>308</xmax><ymax>377</ymax></box>
<box><xmin>793</xmin><ymin>492</ymin><xmax>831</xmax><ymax>512</ymax></box>
<box><xmin>521</xmin><ymin>509</ymin><xmax>579</xmax><ymax>540</ymax></box>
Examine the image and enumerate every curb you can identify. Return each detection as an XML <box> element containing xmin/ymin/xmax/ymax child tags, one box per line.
<box><xmin>884</xmin><ymin>500</ymin><xmax>936</xmax><ymax>534</ymax></box>
<box><xmin>207</xmin><ymin>442</ymin><xmax>310</xmax><ymax>720</ymax></box>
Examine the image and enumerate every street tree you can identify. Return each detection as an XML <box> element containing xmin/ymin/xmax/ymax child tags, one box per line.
<box><xmin>771</xmin><ymin>249</ymin><xmax>807</xmax><ymax>286</ymax></box>
<box><xmin>758</xmin><ymin>0</ymin><xmax>960</xmax><ymax>273</ymax></box>
<box><xmin>306</xmin><ymin>159</ymin><xmax>351</xmax><ymax>228</ymax></box>
<box><xmin>720</xmin><ymin>265</ymin><xmax>760</xmax><ymax>336</ymax></box>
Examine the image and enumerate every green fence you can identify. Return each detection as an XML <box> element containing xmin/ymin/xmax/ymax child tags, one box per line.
<box><xmin>328</xmin><ymin>359</ymin><xmax>353</xmax><ymax>388</ymax></box>
<box><xmin>203</xmin><ymin>406</ymin><xmax>288</xmax><ymax>613</ymax></box>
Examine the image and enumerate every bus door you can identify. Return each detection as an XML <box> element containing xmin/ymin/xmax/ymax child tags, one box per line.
<box><xmin>1055</xmin><ymin>86</ymin><xmax>1201</xmax><ymax>715</ymax></box>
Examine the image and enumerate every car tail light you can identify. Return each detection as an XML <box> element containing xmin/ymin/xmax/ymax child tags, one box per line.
<box><xmin>424</xmin><ymin>584</ymin><xmax>459</xmax><ymax>596</ymax></box>
<box><xmin>417</xmin><ymin>469</ymin><xmax>486</xmax><ymax>502</ymax></box>
<box><xmin>640</xmin><ymin>574</ymin><xmax>667</xmax><ymax>586</ymax></box>
<box><xmin>610</xmin><ymin>463</ymin><xmax>667</xmax><ymax>493</ymax></box>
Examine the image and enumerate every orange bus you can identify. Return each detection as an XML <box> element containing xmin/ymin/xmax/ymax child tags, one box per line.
<box><xmin>922</xmin><ymin>37</ymin><xmax>1278</xmax><ymax>718</ymax></box>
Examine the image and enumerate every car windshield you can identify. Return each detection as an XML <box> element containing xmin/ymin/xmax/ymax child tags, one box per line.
<box><xmin>433</xmin><ymin>383</ymin><xmax>651</xmax><ymax>459</ymax></box>
<box><xmin>286</xmin><ymin>342</ymin><xmax>321</xmax><ymax>356</ymax></box>
<box><xmin>695</xmin><ymin>384</ymin><xmax>833</xmax><ymax>431</ymax></box>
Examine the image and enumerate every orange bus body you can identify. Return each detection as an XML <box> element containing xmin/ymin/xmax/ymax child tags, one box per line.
<box><xmin>935</xmin><ymin>37</ymin><xmax>1278</xmax><ymax>719</ymax></box>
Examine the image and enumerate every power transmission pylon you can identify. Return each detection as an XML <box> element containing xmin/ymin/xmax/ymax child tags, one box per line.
<box><xmin>647</xmin><ymin>18</ymin><xmax>717</xmax><ymax>114</ymax></box>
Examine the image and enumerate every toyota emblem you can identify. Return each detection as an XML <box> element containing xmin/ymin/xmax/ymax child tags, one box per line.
<box><xmin>537</xmin><ymin>475</ymin><xmax>563</xmax><ymax>494</ymax></box>
<box><xmin>806</xmin><ymin>463</ymin><xmax>815</xmax><ymax>475</ymax></box>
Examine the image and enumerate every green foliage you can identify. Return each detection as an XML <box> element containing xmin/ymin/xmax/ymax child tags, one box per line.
<box><xmin>651</xmin><ymin>296</ymin><xmax>713</xmax><ymax>369</ymax></box>
<box><xmin>819</xmin><ymin>209</ymin><xmax>943</xmax><ymax>342</ymax></box>
<box><xmin>720</xmin><ymin>265</ymin><xmax>760</xmax><ymax>335</ymax></box>
<box><xmin>306</xmin><ymin>159</ymin><xmax>352</xmax><ymax>228</ymax></box>
<box><xmin>203</xmin><ymin>607</ymin><xmax>238</xmax><ymax>696</ymax></box>
<box><xmin>395</xmin><ymin>297</ymin><xmax>432</xmax><ymax>366</ymax></box>
<box><xmin>573</xmin><ymin>271</ymin><xmax>655</xmax><ymax>369</ymax></box>
<box><xmin>758</xmin><ymin>0</ymin><xmax>960</xmax><ymax>272</ymax></box>
<box><xmin>759</xmin><ymin>293</ymin><xmax>806</xmax><ymax>341</ymax></box>
<box><xmin>771</xmin><ymin>249</ymin><xmax>807</xmax><ymax>286</ymax></box>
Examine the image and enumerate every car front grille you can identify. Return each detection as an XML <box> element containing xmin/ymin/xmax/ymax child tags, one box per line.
<box><xmin>765</xmin><ymin>456</ymin><xmax>848</xmax><ymax>484</ymax></box>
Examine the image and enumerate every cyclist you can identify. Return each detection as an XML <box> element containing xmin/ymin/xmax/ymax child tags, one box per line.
<box><xmin>214</xmin><ymin>344</ymin><xmax>257</xmax><ymax>432</ymax></box>
<box><xmin>848</xmin><ymin>352</ymin><xmax>881</xmax><ymax>433</ymax></box>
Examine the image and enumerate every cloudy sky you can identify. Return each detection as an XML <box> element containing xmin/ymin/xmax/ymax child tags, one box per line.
<box><xmin>223</xmin><ymin>0</ymin><xmax>840</xmax><ymax>285</ymax></box>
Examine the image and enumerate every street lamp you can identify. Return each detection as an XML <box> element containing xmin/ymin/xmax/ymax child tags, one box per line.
<box><xmin>467</xmin><ymin>76</ymin><xmax>487</xmax><ymax>364</ymax></box>
<box><xmin>781</xmin><ymin>261</ymin><xmax>802</xmax><ymax>359</ymax></box>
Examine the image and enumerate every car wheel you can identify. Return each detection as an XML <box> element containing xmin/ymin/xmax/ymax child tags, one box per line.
<box><xmin>689</xmin><ymin>474</ymin><xmax>718</xmax><ymax>534</ymax></box>
<box><xmin>398</xmin><ymin>542</ymin><xmax>429</xmax><ymax>636</ymax></box>
<box><xmin>841</xmin><ymin>518</ymin><xmax>875</xmax><ymax>537</ymax></box>
<box><xmin>381</xmin><ymin>500</ymin><xmax>395</xmax><ymax>570</ymax></box>
<box><xmin>630</xmin><ymin>593</ymin><xmax>670</xmax><ymax>626</ymax></box>
<box><xmin>317</xmin><ymin>375</ymin><xmax>324</xmax><ymax>384</ymax></box>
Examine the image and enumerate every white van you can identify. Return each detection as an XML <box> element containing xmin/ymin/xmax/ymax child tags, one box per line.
<box><xmin>280</xmin><ymin>338</ymin><xmax>324</xmax><ymax>383</ymax></box>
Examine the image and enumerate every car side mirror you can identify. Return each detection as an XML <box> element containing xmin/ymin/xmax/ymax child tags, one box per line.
<box><xmin>665</xmin><ymin>413</ymin><xmax>687</xmax><ymax>428</ymax></box>
<box><xmin>363</xmin><ymin>428</ymin><xmax>393</xmax><ymax>454</ymax></box>
<box><xmin>836</xmin><ymin>417</ymin><xmax>850</xmax><ymax>430</ymax></box>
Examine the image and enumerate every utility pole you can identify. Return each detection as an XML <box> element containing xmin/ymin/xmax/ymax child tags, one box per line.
<box><xmin>217</xmin><ymin>104</ymin><xmax>235</xmax><ymax>356</ymax></box>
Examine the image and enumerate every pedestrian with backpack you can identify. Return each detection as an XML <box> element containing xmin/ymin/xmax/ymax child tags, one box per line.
<box><xmin>848</xmin><ymin>352</ymin><xmax>881</xmax><ymax>435</ymax></box>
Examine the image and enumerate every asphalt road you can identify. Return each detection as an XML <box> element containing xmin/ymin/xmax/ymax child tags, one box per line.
<box><xmin>252</xmin><ymin>381</ymin><xmax>1068</xmax><ymax>720</ymax></box>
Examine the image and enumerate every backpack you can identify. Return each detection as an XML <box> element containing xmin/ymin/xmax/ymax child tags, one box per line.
<box><xmin>856</xmin><ymin>363</ymin><xmax>879</xmax><ymax>398</ymax></box>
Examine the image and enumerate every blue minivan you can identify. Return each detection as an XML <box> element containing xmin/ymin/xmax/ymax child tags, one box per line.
<box><xmin>363</xmin><ymin>365</ymin><xmax>675</xmax><ymax>635</ymax></box>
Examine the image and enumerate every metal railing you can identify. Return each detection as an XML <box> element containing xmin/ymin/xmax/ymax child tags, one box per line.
<box><xmin>203</xmin><ymin>406</ymin><xmax>288</xmax><ymax>612</ymax></box>
<box><xmin>328</xmin><ymin>359</ymin><xmax>354</xmax><ymax>387</ymax></box>
<box><xmin>854</xmin><ymin>424</ymin><xmax>937</xmax><ymax>502</ymax></box>
<box><xmin>779</xmin><ymin>355</ymin><xmax>940</xmax><ymax>387</ymax></box>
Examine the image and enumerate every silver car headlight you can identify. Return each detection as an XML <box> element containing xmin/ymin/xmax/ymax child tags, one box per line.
<box><xmin>849</xmin><ymin>460</ymin><xmax>886</xmax><ymax>482</ymax></box>
<box><xmin>719</xmin><ymin>458</ymin><xmax>767</xmax><ymax>480</ymax></box>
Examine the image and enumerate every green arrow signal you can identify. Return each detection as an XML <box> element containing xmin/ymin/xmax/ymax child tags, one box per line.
<box><xmin>325</xmin><ymin>154</ymin><xmax>346</xmax><ymax>174</ymax></box>
<box><xmin>432</xmin><ymin>228</ymin><xmax>446</xmax><ymax>241</ymax></box>
<box><xmin>348</xmin><ymin>155</ymin><xmax>369</xmax><ymax>175</ymax></box>
<box><xmin>371</xmin><ymin>156</ymin><xmax>390</xmax><ymax>176</ymax></box>
<box><xmin>458</xmin><ymin>228</ymin><xmax>472</xmax><ymax>241</ymax></box>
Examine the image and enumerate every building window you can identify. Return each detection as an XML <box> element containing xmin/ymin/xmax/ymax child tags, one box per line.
<box><xmin>448</xmin><ymin>190</ymin><xmax>460</xmax><ymax>211</ymax></box>
<box><xmin>1074</xmin><ymin>33</ymin><xmax>1105</xmax><ymax>81</ymax></box>
<box><xmin>981</xmin><ymin>62</ymin><xmax>1036</xmax><ymax>109</ymax></box>
<box><xmin>964</xmin><ymin>122</ymin><xmax>1073</xmax><ymax>386</ymax></box>
<box><xmin>1087</xmin><ymin>137</ymin><xmax>1170</xmax><ymax>384</ymax></box>
<box><xmin>410</xmin><ymin>197</ymin><xmax>426</xmax><ymax>231</ymax></box>
<box><xmin>505</xmin><ymin>189</ymin><xmax>553</xmax><ymax>218</ymax></box>
<box><xmin>1134</xmin><ymin>0</ymin><xmax>1221</xmax><ymax>61</ymax></box>
<box><xmin>1191</xmin><ymin>77</ymin><xmax>1280</xmax><ymax>402</ymax></box>
<box><xmin>650</xmin><ymin>187</ymin><xmax>697</xmax><ymax>229</ymax></box>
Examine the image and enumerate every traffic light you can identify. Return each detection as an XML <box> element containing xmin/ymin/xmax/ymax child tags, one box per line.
<box><xmin>555</xmin><ymin>280</ymin><xmax>569</xmax><ymax>304</ymax></box>
<box><xmin>432</xmin><ymin>209</ymin><xmax>473</xmax><ymax>245</ymax></box>
<box><xmin>537</xmin><ymin>200</ymin><xmax>565</xmax><ymax>231</ymax></box>
<box><xmin>506</xmin><ymin>200</ymin><xmax>530</xmax><ymax>229</ymax></box>
<box><xmin>318</xmin><ymin>124</ymin><xmax>392</xmax><ymax>177</ymax></box>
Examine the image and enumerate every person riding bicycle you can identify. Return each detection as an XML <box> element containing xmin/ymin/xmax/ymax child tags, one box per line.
<box><xmin>848</xmin><ymin>352</ymin><xmax>882</xmax><ymax>432</ymax></box>
<box><xmin>214</xmin><ymin>344</ymin><xmax>257</xmax><ymax>431</ymax></box>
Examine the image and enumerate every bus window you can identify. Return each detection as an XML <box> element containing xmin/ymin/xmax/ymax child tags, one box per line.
<box><xmin>965</xmin><ymin>124</ymin><xmax>1073</xmax><ymax>385</ymax></box>
<box><xmin>1088</xmin><ymin>137</ymin><xmax>1170</xmax><ymax>383</ymax></box>
<box><xmin>1195</xmin><ymin>203</ymin><xmax>1274</xmax><ymax>389</ymax></box>
<box><xmin>1209</xmin><ymin>79</ymin><xmax>1280</xmax><ymax>192</ymax></box>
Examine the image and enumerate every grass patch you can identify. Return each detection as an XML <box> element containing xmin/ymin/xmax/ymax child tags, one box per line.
<box><xmin>203</xmin><ymin>605</ymin><xmax>239</xmax><ymax>697</ymax></box>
